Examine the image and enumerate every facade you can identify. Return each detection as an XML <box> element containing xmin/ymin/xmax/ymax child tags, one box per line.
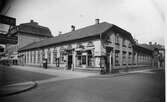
<box><xmin>6</xmin><ymin>20</ymin><xmax>53</xmax><ymax>64</ymax></box>
<box><xmin>18</xmin><ymin>20</ymin><xmax>154</xmax><ymax>73</ymax></box>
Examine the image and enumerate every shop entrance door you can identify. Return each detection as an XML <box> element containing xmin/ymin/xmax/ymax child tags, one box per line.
<box><xmin>68</xmin><ymin>55</ymin><xmax>73</xmax><ymax>70</ymax></box>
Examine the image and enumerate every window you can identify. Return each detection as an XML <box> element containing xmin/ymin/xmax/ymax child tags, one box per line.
<box><xmin>105</xmin><ymin>35</ymin><xmax>111</xmax><ymax>42</ymax></box>
<box><xmin>30</xmin><ymin>51</ymin><xmax>32</xmax><ymax>63</ymax></box>
<box><xmin>47</xmin><ymin>49</ymin><xmax>51</xmax><ymax>64</ymax></box>
<box><xmin>115</xmin><ymin>33</ymin><xmax>119</xmax><ymax>45</ymax></box>
<box><xmin>27</xmin><ymin>52</ymin><xmax>29</xmax><ymax>63</ymax></box>
<box><xmin>53</xmin><ymin>49</ymin><xmax>57</xmax><ymax>64</ymax></box>
<box><xmin>115</xmin><ymin>51</ymin><xmax>120</xmax><ymax>66</ymax></box>
<box><xmin>34</xmin><ymin>51</ymin><xmax>36</xmax><ymax>64</ymax></box>
<box><xmin>37</xmin><ymin>50</ymin><xmax>40</xmax><ymax>64</ymax></box>
<box><xmin>128</xmin><ymin>52</ymin><xmax>132</xmax><ymax>65</ymax></box>
<box><xmin>128</xmin><ymin>43</ymin><xmax>132</xmax><ymax>48</ymax></box>
<box><xmin>42</xmin><ymin>50</ymin><xmax>45</xmax><ymax>60</ymax></box>
<box><xmin>122</xmin><ymin>39</ymin><xmax>126</xmax><ymax>47</ymax></box>
<box><xmin>122</xmin><ymin>52</ymin><xmax>126</xmax><ymax>65</ymax></box>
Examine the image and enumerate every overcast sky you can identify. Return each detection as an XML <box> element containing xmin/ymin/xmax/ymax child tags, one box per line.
<box><xmin>4</xmin><ymin>0</ymin><xmax>167</xmax><ymax>45</ymax></box>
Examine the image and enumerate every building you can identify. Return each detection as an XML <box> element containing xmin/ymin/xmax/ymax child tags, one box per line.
<box><xmin>6</xmin><ymin>20</ymin><xmax>53</xmax><ymax>64</ymax></box>
<box><xmin>17</xmin><ymin>20</ymin><xmax>153</xmax><ymax>73</ymax></box>
<box><xmin>140</xmin><ymin>42</ymin><xmax>165</xmax><ymax>68</ymax></box>
<box><xmin>19</xmin><ymin>19</ymin><xmax>152</xmax><ymax>72</ymax></box>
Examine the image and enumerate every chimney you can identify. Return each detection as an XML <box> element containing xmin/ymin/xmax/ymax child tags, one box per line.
<box><xmin>58</xmin><ymin>31</ymin><xmax>62</xmax><ymax>36</ymax></box>
<box><xmin>71</xmin><ymin>25</ymin><xmax>75</xmax><ymax>31</ymax></box>
<box><xmin>30</xmin><ymin>19</ymin><xmax>38</xmax><ymax>25</ymax></box>
<box><xmin>30</xmin><ymin>19</ymin><xmax>34</xmax><ymax>23</ymax></box>
<box><xmin>149</xmin><ymin>42</ymin><xmax>152</xmax><ymax>45</ymax></box>
<box><xmin>95</xmin><ymin>18</ymin><xmax>100</xmax><ymax>24</ymax></box>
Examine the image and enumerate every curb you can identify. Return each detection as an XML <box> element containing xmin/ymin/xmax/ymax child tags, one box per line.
<box><xmin>0</xmin><ymin>81</ymin><xmax>38</xmax><ymax>97</ymax></box>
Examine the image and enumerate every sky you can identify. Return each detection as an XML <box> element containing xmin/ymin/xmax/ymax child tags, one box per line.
<box><xmin>2</xmin><ymin>0</ymin><xmax>167</xmax><ymax>45</ymax></box>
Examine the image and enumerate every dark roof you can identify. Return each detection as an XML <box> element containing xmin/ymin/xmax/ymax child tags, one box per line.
<box><xmin>19</xmin><ymin>22</ymin><xmax>134</xmax><ymax>52</ymax></box>
<box><xmin>139</xmin><ymin>44</ymin><xmax>164</xmax><ymax>51</ymax></box>
<box><xmin>12</xmin><ymin>20</ymin><xmax>52</xmax><ymax>37</ymax></box>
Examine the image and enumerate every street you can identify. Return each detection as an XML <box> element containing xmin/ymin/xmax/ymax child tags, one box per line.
<box><xmin>0</xmin><ymin>66</ymin><xmax>165</xmax><ymax>102</ymax></box>
<box><xmin>0</xmin><ymin>66</ymin><xmax>56</xmax><ymax>86</ymax></box>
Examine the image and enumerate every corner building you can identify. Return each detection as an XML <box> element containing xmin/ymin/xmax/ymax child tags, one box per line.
<box><xmin>18</xmin><ymin>21</ymin><xmax>153</xmax><ymax>72</ymax></box>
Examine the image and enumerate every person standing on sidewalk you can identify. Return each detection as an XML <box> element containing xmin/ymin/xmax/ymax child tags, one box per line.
<box><xmin>42</xmin><ymin>58</ymin><xmax>48</xmax><ymax>69</ymax></box>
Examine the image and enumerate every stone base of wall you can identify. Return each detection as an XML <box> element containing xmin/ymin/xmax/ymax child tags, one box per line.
<box><xmin>74</xmin><ymin>67</ymin><xmax>101</xmax><ymax>73</ymax></box>
<box><xmin>112</xmin><ymin>65</ymin><xmax>152</xmax><ymax>73</ymax></box>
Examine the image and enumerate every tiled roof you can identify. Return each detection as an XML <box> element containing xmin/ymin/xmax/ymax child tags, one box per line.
<box><xmin>18</xmin><ymin>21</ymin><xmax>52</xmax><ymax>37</ymax></box>
<box><xmin>19</xmin><ymin>22</ymin><xmax>134</xmax><ymax>52</ymax></box>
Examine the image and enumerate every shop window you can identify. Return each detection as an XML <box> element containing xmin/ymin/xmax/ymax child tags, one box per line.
<box><xmin>60</xmin><ymin>51</ymin><xmax>66</xmax><ymax>63</ymax></box>
<box><xmin>87</xmin><ymin>50</ymin><xmax>94</xmax><ymax>67</ymax></box>
<box><xmin>82</xmin><ymin>55</ymin><xmax>86</xmax><ymax>65</ymax></box>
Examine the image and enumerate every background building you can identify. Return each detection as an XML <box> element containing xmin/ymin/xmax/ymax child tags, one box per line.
<box><xmin>6</xmin><ymin>20</ymin><xmax>53</xmax><ymax>64</ymax></box>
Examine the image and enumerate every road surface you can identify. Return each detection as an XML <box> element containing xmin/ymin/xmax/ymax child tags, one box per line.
<box><xmin>1</xmin><ymin>67</ymin><xmax>165</xmax><ymax>102</ymax></box>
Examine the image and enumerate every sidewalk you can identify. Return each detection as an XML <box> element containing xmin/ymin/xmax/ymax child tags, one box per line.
<box><xmin>10</xmin><ymin>65</ymin><xmax>99</xmax><ymax>83</ymax></box>
<box><xmin>0</xmin><ymin>81</ymin><xmax>37</xmax><ymax>97</ymax></box>
<box><xmin>10</xmin><ymin>65</ymin><xmax>158</xmax><ymax>83</ymax></box>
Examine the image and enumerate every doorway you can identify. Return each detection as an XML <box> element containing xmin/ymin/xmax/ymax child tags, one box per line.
<box><xmin>106</xmin><ymin>47</ymin><xmax>113</xmax><ymax>73</ymax></box>
<box><xmin>68</xmin><ymin>55</ymin><xmax>73</xmax><ymax>70</ymax></box>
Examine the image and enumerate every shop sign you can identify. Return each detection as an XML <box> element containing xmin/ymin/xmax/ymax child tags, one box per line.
<box><xmin>94</xmin><ymin>51</ymin><xmax>101</xmax><ymax>56</ymax></box>
<box><xmin>82</xmin><ymin>52</ymin><xmax>87</xmax><ymax>55</ymax></box>
<box><xmin>0</xmin><ymin>15</ymin><xmax>16</xmax><ymax>26</ymax></box>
